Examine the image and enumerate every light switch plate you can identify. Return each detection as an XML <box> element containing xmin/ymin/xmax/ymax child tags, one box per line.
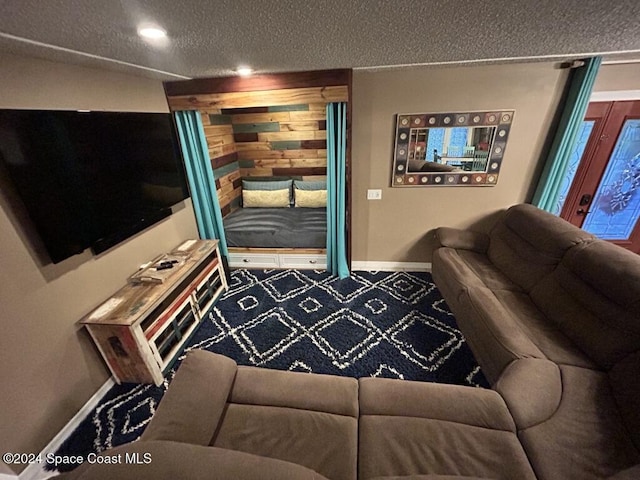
<box><xmin>367</xmin><ymin>189</ymin><xmax>382</xmax><ymax>200</ymax></box>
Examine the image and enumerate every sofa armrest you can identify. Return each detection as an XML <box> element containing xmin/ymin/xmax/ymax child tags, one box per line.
<box><xmin>141</xmin><ymin>350</ymin><xmax>237</xmax><ymax>446</ymax></box>
<box><xmin>433</xmin><ymin>227</ymin><xmax>489</xmax><ymax>253</ymax></box>
<box><xmin>359</xmin><ymin>377</ymin><xmax>515</xmax><ymax>432</ymax></box>
<box><xmin>493</xmin><ymin>358</ymin><xmax>561</xmax><ymax>430</ymax></box>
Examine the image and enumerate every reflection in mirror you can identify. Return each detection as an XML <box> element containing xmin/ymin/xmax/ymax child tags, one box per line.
<box><xmin>392</xmin><ymin>111</ymin><xmax>514</xmax><ymax>187</ymax></box>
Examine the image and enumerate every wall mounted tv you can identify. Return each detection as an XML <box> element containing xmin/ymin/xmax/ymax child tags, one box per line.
<box><xmin>0</xmin><ymin>109</ymin><xmax>189</xmax><ymax>264</ymax></box>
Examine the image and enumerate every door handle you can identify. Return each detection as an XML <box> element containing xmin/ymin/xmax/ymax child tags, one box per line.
<box><xmin>576</xmin><ymin>208</ymin><xmax>591</xmax><ymax>216</ymax></box>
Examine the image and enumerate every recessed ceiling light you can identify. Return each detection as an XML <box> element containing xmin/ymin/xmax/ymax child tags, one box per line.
<box><xmin>138</xmin><ymin>26</ymin><xmax>167</xmax><ymax>39</ymax></box>
<box><xmin>236</xmin><ymin>66</ymin><xmax>253</xmax><ymax>77</ymax></box>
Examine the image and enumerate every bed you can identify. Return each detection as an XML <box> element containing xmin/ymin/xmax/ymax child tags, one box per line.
<box><xmin>223</xmin><ymin>207</ymin><xmax>327</xmax><ymax>249</ymax></box>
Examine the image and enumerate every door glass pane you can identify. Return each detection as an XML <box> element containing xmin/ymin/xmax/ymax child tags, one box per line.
<box><xmin>582</xmin><ymin>119</ymin><xmax>640</xmax><ymax>240</ymax></box>
<box><xmin>553</xmin><ymin>120</ymin><xmax>595</xmax><ymax>215</ymax></box>
<box><xmin>447</xmin><ymin>127</ymin><xmax>468</xmax><ymax>157</ymax></box>
<box><xmin>426</xmin><ymin>128</ymin><xmax>445</xmax><ymax>161</ymax></box>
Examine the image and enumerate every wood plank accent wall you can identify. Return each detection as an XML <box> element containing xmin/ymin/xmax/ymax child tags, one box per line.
<box><xmin>225</xmin><ymin>103</ymin><xmax>328</xmax><ymax>179</ymax></box>
<box><xmin>164</xmin><ymin>70</ymin><xmax>352</xmax><ymax>249</ymax></box>
<box><xmin>200</xmin><ymin>111</ymin><xmax>241</xmax><ymax>217</ymax></box>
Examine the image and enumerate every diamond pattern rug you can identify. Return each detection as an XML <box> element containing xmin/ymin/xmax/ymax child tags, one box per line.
<box><xmin>49</xmin><ymin>269</ymin><xmax>488</xmax><ymax>472</ymax></box>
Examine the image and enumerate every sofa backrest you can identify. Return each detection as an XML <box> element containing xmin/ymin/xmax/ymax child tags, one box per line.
<box><xmin>529</xmin><ymin>240</ymin><xmax>640</xmax><ymax>370</ymax></box>
<box><xmin>608</xmin><ymin>351</ymin><xmax>640</xmax><ymax>453</ymax></box>
<box><xmin>487</xmin><ymin>204</ymin><xmax>594</xmax><ymax>291</ymax></box>
<box><xmin>533</xmin><ymin>239</ymin><xmax>640</xmax><ymax>455</ymax></box>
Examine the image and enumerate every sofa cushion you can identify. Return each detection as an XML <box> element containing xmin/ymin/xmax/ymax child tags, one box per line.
<box><xmin>530</xmin><ymin>240</ymin><xmax>640</xmax><ymax>369</ymax></box>
<box><xmin>446</xmin><ymin>286</ymin><xmax>545</xmax><ymax>384</ymax></box>
<box><xmin>213</xmin><ymin>367</ymin><xmax>359</xmax><ymax>480</ymax></box>
<box><xmin>358</xmin><ymin>378</ymin><xmax>535</xmax><ymax>480</ymax></box>
<box><xmin>214</xmin><ymin>405</ymin><xmax>357</xmax><ymax>480</ymax></box>
<box><xmin>491</xmin><ymin>289</ymin><xmax>595</xmax><ymax>369</ymax></box>
<box><xmin>486</xmin><ymin>204</ymin><xmax>593</xmax><ymax>291</ymax></box>
<box><xmin>433</xmin><ymin>248</ymin><xmax>521</xmax><ymax>294</ymax></box>
<box><xmin>358</xmin><ymin>378</ymin><xmax>515</xmax><ymax>431</ymax></box>
<box><xmin>434</xmin><ymin>248</ymin><xmax>596</xmax><ymax>376</ymax></box>
<box><xmin>58</xmin><ymin>441</ymin><xmax>329</xmax><ymax>480</ymax></box>
<box><xmin>518</xmin><ymin>365</ymin><xmax>640</xmax><ymax>480</ymax></box>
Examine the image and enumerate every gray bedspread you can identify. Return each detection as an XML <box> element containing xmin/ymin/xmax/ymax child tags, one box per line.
<box><xmin>223</xmin><ymin>208</ymin><xmax>327</xmax><ymax>248</ymax></box>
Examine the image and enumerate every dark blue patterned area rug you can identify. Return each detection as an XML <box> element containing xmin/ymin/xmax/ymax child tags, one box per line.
<box><xmin>49</xmin><ymin>269</ymin><xmax>488</xmax><ymax>473</ymax></box>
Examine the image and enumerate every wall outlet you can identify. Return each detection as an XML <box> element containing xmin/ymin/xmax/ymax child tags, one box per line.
<box><xmin>367</xmin><ymin>189</ymin><xmax>382</xmax><ymax>200</ymax></box>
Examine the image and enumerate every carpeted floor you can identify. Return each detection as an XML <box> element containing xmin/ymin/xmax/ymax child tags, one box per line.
<box><xmin>49</xmin><ymin>268</ymin><xmax>488</xmax><ymax>472</ymax></box>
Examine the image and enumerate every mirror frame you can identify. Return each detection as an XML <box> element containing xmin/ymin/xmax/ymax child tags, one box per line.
<box><xmin>391</xmin><ymin>110</ymin><xmax>515</xmax><ymax>187</ymax></box>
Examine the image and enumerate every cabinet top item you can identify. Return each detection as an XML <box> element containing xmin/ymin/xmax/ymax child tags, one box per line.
<box><xmin>80</xmin><ymin>239</ymin><xmax>219</xmax><ymax>327</ymax></box>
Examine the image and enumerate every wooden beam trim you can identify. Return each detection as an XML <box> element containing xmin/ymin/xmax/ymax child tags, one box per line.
<box><xmin>164</xmin><ymin>69</ymin><xmax>351</xmax><ymax>96</ymax></box>
<box><xmin>167</xmin><ymin>86</ymin><xmax>348</xmax><ymax>111</ymax></box>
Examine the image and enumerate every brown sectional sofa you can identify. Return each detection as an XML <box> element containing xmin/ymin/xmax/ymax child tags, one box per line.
<box><xmin>58</xmin><ymin>350</ymin><xmax>535</xmax><ymax>480</ymax></box>
<box><xmin>432</xmin><ymin>203</ymin><xmax>640</xmax><ymax>480</ymax></box>
<box><xmin>56</xmin><ymin>204</ymin><xmax>640</xmax><ymax>479</ymax></box>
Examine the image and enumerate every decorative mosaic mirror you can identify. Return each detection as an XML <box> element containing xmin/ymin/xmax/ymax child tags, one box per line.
<box><xmin>391</xmin><ymin>110</ymin><xmax>515</xmax><ymax>187</ymax></box>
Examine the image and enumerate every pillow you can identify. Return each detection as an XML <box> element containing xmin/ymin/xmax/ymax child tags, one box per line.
<box><xmin>295</xmin><ymin>189</ymin><xmax>327</xmax><ymax>208</ymax></box>
<box><xmin>242</xmin><ymin>179</ymin><xmax>293</xmax><ymax>191</ymax></box>
<box><xmin>242</xmin><ymin>189</ymin><xmax>290</xmax><ymax>208</ymax></box>
<box><xmin>293</xmin><ymin>179</ymin><xmax>327</xmax><ymax>191</ymax></box>
<box><xmin>242</xmin><ymin>179</ymin><xmax>293</xmax><ymax>207</ymax></box>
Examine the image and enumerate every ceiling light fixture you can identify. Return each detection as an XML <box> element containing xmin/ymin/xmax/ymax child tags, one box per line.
<box><xmin>138</xmin><ymin>26</ymin><xmax>167</xmax><ymax>39</ymax></box>
<box><xmin>236</xmin><ymin>66</ymin><xmax>253</xmax><ymax>77</ymax></box>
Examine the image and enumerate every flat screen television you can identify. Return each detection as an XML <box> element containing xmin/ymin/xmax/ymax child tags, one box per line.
<box><xmin>0</xmin><ymin>109</ymin><xmax>189</xmax><ymax>264</ymax></box>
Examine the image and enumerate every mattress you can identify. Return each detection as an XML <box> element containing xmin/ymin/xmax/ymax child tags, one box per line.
<box><xmin>223</xmin><ymin>208</ymin><xmax>327</xmax><ymax>248</ymax></box>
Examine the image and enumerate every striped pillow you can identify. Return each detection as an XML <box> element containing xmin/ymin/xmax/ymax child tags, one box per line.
<box><xmin>294</xmin><ymin>180</ymin><xmax>327</xmax><ymax>191</ymax></box>
<box><xmin>242</xmin><ymin>179</ymin><xmax>293</xmax><ymax>191</ymax></box>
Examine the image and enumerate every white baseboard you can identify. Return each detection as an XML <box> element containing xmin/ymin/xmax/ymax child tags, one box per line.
<box><xmin>351</xmin><ymin>261</ymin><xmax>432</xmax><ymax>272</ymax></box>
<box><xmin>19</xmin><ymin>378</ymin><xmax>115</xmax><ymax>480</ymax></box>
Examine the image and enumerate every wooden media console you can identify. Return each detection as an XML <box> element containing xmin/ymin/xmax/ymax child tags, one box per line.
<box><xmin>81</xmin><ymin>239</ymin><xmax>228</xmax><ymax>386</ymax></box>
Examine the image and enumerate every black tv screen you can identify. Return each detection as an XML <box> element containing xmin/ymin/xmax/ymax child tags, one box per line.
<box><xmin>0</xmin><ymin>110</ymin><xmax>189</xmax><ymax>263</ymax></box>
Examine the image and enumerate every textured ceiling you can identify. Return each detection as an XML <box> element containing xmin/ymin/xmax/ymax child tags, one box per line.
<box><xmin>1</xmin><ymin>0</ymin><xmax>640</xmax><ymax>80</ymax></box>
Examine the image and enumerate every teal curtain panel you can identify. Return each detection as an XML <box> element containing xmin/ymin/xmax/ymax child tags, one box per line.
<box><xmin>532</xmin><ymin>57</ymin><xmax>602</xmax><ymax>213</ymax></box>
<box><xmin>326</xmin><ymin>102</ymin><xmax>350</xmax><ymax>278</ymax></box>
<box><xmin>174</xmin><ymin>110</ymin><xmax>229</xmax><ymax>256</ymax></box>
